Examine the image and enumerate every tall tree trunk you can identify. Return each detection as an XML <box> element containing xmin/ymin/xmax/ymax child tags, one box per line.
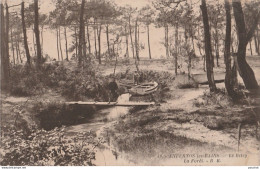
<box><xmin>147</xmin><ymin>25</ymin><xmax>152</xmax><ymax>59</ymax></box>
<box><xmin>10</xmin><ymin>27</ymin><xmax>15</xmax><ymax>65</ymax></box>
<box><xmin>86</xmin><ymin>22</ymin><xmax>91</xmax><ymax>54</ymax></box>
<box><xmin>215</xmin><ymin>29</ymin><xmax>220</xmax><ymax>67</ymax></box>
<box><xmin>129</xmin><ymin>17</ymin><xmax>135</xmax><ymax>58</ymax></box>
<box><xmin>165</xmin><ymin>25</ymin><xmax>169</xmax><ymax>58</ymax></box>
<box><xmin>175</xmin><ymin>23</ymin><xmax>179</xmax><ymax>75</ymax></box>
<box><xmin>56</xmin><ymin>29</ymin><xmax>60</xmax><ymax>60</ymax></box>
<box><xmin>15</xmin><ymin>36</ymin><xmax>19</xmax><ymax>64</ymax></box>
<box><xmin>58</xmin><ymin>26</ymin><xmax>63</xmax><ymax>61</ymax></box>
<box><xmin>82</xmin><ymin>24</ymin><xmax>87</xmax><ymax>61</ymax></box>
<box><xmin>185</xmin><ymin>26</ymin><xmax>191</xmax><ymax>78</ymax></box>
<box><xmin>21</xmin><ymin>1</ymin><xmax>31</xmax><ymax>65</ymax></box>
<box><xmin>64</xmin><ymin>27</ymin><xmax>68</xmax><ymax>61</ymax></box>
<box><xmin>232</xmin><ymin>0</ymin><xmax>259</xmax><ymax>89</ymax></box>
<box><xmin>94</xmin><ymin>20</ymin><xmax>97</xmax><ymax>59</ymax></box>
<box><xmin>78</xmin><ymin>0</ymin><xmax>85</xmax><ymax>67</ymax></box>
<box><xmin>1</xmin><ymin>3</ymin><xmax>9</xmax><ymax>89</ymax></box>
<box><xmin>98</xmin><ymin>25</ymin><xmax>102</xmax><ymax>64</ymax></box>
<box><xmin>125</xmin><ymin>24</ymin><xmax>129</xmax><ymax>57</ymax></box>
<box><xmin>135</xmin><ymin>19</ymin><xmax>139</xmax><ymax>61</ymax></box>
<box><xmin>32</xmin><ymin>27</ymin><xmax>36</xmax><ymax>56</ymax></box>
<box><xmin>41</xmin><ymin>26</ymin><xmax>43</xmax><ymax>56</ymax></box>
<box><xmin>106</xmin><ymin>24</ymin><xmax>110</xmax><ymax>57</ymax></box>
<box><xmin>74</xmin><ymin>27</ymin><xmax>78</xmax><ymax>58</ymax></box>
<box><xmin>200</xmin><ymin>0</ymin><xmax>217</xmax><ymax>92</ymax></box>
<box><xmin>5</xmin><ymin>3</ymin><xmax>10</xmax><ymax>73</ymax></box>
<box><xmin>34</xmin><ymin>0</ymin><xmax>42</xmax><ymax>68</ymax></box>
<box><xmin>224</xmin><ymin>0</ymin><xmax>236</xmax><ymax>98</ymax></box>
<box><xmin>138</xmin><ymin>25</ymin><xmax>140</xmax><ymax>47</ymax></box>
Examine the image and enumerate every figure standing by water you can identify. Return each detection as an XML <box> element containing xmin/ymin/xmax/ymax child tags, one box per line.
<box><xmin>133</xmin><ymin>71</ymin><xmax>140</xmax><ymax>85</ymax></box>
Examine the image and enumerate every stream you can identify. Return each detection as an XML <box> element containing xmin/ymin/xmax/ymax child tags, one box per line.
<box><xmin>64</xmin><ymin>93</ymin><xmax>136</xmax><ymax>165</ymax></box>
<box><xmin>62</xmin><ymin>86</ymin><xmax>209</xmax><ymax>165</ymax></box>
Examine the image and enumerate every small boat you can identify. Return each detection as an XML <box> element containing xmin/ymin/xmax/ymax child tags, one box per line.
<box><xmin>129</xmin><ymin>82</ymin><xmax>158</xmax><ymax>96</ymax></box>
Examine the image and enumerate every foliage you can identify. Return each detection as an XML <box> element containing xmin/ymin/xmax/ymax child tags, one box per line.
<box><xmin>9</xmin><ymin>62</ymin><xmax>111</xmax><ymax>101</ymax></box>
<box><xmin>174</xmin><ymin>75</ymin><xmax>198</xmax><ymax>89</ymax></box>
<box><xmin>32</xmin><ymin>102</ymin><xmax>96</xmax><ymax>130</ymax></box>
<box><xmin>193</xmin><ymin>89</ymin><xmax>231</xmax><ymax>108</ymax></box>
<box><xmin>0</xmin><ymin>127</ymin><xmax>97</xmax><ymax>166</ymax></box>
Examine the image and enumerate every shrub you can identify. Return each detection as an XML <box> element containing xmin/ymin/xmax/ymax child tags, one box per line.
<box><xmin>32</xmin><ymin>102</ymin><xmax>96</xmax><ymax>131</ymax></box>
<box><xmin>174</xmin><ymin>75</ymin><xmax>198</xmax><ymax>89</ymax></box>
<box><xmin>8</xmin><ymin>62</ymin><xmax>110</xmax><ymax>100</ymax></box>
<box><xmin>0</xmin><ymin>127</ymin><xmax>97</xmax><ymax>166</ymax></box>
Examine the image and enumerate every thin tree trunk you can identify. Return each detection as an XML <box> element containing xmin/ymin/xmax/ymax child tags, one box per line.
<box><xmin>215</xmin><ymin>29</ymin><xmax>220</xmax><ymax>67</ymax></box>
<box><xmin>5</xmin><ymin>3</ymin><xmax>10</xmax><ymax>74</ymax></box>
<box><xmin>147</xmin><ymin>25</ymin><xmax>152</xmax><ymax>59</ymax></box>
<box><xmin>138</xmin><ymin>25</ymin><xmax>140</xmax><ymax>46</ymax></box>
<box><xmin>82</xmin><ymin>24</ymin><xmax>87</xmax><ymax>61</ymax></box>
<box><xmin>11</xmin><ymin>27</ymin><xmax>15</xmax><ymax>65</ymax></box>
<box><xmin>185</xmin><ymin>26</ymin><xmax>191</xmax><ymax>78</ymax></box>
<box><xmin>78</xmin><ymin>0</ymin><xmax>85</xmax><ymax>67</ymax></box>
<box><xmin>98</xmin><ymin>25</ymin><xmax>102</xmax><ymax>64</ymax></box>
<box><xmin>135</xmin><ymin>19</ymin><xmax>139</xmax><ymax>61</ymax></box>
<box><xmin>257</xmin><ymin>28</ymin><xmax>260</xmax><ymax>54</ymax></box>
<box><xmin>15</xmin><ymin>36</ymin><xmax>19</xmax><ymax>64</ymax></box>
<box><xmin>17</xmin><ymin>39</ymin><xmax>22</xmax><ymax>63</ymax></box>
<box><xmin>165</xmin><ymin>25</ymin><xmax>169</xmax><ymax>58</ymax></box>
<box><xmin>74</xmin><ymin>27</ymin><xmax>78</xmax><ymax>58</ymax></box>
<box><xmin>21</xmin><ymin>1</ymin><xmax>31</xmax><ymax>65</ymax></box>
<box><xmin>113</xmin><ymin>44</ymin><xmax>118</xmax><ymax>76</ymax></box>
<box><xmin>58</xmin><ymin>26</ymin><xmax>63</xmax><ymax>61</ymax></box>
<box><xmin>86</xmin><ymin>22</ymin><xmax>91</xmax><ymax>54</ymax></box>
<box><xmin>64</xmin><ymin>27</ymin><xmax>68</xmax><ymax>61</ymax></box>
<box><xmin>125</xmin><ymin>24</ymin><xmax>129</xmax><ymax>57</ymax></box>
<box><xmin>41</xmin><ymin>26</ymin><xmax>43</xmax><ymax>56</ymax></box>
<box><xmin>201</xmin><ymin>0</ymin><xmax>217</xmax><ymax>92</ymax></box>
<box><xmin>34</xmin><ymin>0</ymin><xmax>42</xmax><ymax>68</ymax></box>
<box><xmin>32</xmin><ymin>27</ymin><xmax>36</xmax><ymax>56</ymax></box>
<box><xmin>232</xmin><ymin>0</ymin><xmax>259</xmax><ymax>89</ymax></box>
<box><xmin>94</xmin><ymin>20</ymin><xmax>97</xmax><ymax>59</ymax></box>
<box><xmin>106</xmin><ymin>24</ymin><xmax>110</xmax><ymax>57</ymax></box>
<box><xmin>56</xmin><ymin>29</ymin><xmax>60</xmax><ymax>60</ymax></box>
<box><xmin>175</xmin><ymin>23</ymin><xmax>178</xmax><ymax>75</ymax></box>
<box><xmin>129</xmin><ymin>17</ymin><xmax>135</xmax><ymax>58</ymax></box>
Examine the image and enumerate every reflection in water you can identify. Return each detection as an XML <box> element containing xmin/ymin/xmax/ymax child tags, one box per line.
<box><xmin>65</xmin><ymin>93</ymin><xmax>135</xmax><ymax>165</ymax></box>
<box><xmin>93</xmin><ymin>93</ymin><xmax>133</xmax><ymax>165</ymax></box>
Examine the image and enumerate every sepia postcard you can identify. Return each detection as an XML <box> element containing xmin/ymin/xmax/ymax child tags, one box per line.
<box><xmin>0</xmin><ymin>0</ymin><xmax>259</xmax><ymax>166</ymax></box>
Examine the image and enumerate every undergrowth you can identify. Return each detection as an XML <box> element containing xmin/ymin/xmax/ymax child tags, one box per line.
<box><xmin>0</xmin><ymin>126</ymin><xmax>98</xmax><ymax>166</ymax></box>
<box><xmin>32</xmin><ymin>102</ymin><xmax>96</xmax><ymax>130</ymax></box>
<box><xmin>9</xmin><ymin>63</ymin><xmax>112</xmax><ymax>101</ymax></box>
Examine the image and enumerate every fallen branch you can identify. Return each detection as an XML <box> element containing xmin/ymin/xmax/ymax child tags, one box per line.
<box><xmin>198</xmin><ymin>79</ymin><xmax>225</xmax><ymax>85</ymax></box>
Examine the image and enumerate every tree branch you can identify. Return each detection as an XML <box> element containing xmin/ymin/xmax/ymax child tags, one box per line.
<box><xmin>246</xmin><ymin>11</ymin><xmax>260</xmax><ymax>43</ymax></box>
<box><xmin>8</xmin><ymin>3</ymin><xmax>22</xmax><ymax>8</ymax></box>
